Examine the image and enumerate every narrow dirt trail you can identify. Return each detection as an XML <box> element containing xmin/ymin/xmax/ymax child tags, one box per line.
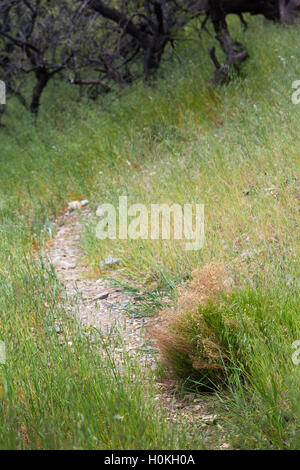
<box><xmin>43</xmin><ymin>204</ymin><xmax>221</xmax><ymax>440</ymax></box>
<box><xmin>45</xmin><ymin>205</ymin><xmax>156</xmax><ymax>354</ymax></box>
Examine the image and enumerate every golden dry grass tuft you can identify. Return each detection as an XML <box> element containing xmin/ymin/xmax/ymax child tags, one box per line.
<box><xmin>176</xmin><ymin>261</ymin><xmax>232</xmax><ymax>313</ymax></box>
<box><xmin>151</xmin><ymin>261</ymin><xmax>233</xmax><ymax>384</ymax></box>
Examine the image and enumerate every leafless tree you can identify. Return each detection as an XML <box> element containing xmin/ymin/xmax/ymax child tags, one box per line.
<box><xmin>201</xmin><ymin>0</ymin><xmax>300</xmax><ymax>83</ymax></box>
<box><xmin>0</xmin><ymin>0</ymin><xmax>129</xmax><ymax>114</ymax></box>
<box><xmin>0</xmin><ymin>0</ymin><xmax>299</xmax><ymax>116</ymax></box>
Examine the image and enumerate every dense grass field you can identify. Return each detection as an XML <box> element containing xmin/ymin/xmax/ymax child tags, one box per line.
<box><xmin>0</xmin><ymin>16</ymin><xmax>299</xmax><ymax>449</ymax></box>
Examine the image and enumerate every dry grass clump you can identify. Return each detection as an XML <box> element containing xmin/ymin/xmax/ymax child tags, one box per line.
<box><xmin>176</xmin><ymin>261</ymin><xmax>233</xmax><ymax>313</ymax></box>
<box><xmin>151</xmin><ymin>261</ymin><xmax>234</xmax><ymax>385</ymax></box>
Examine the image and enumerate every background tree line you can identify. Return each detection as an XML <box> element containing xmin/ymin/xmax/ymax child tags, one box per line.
<box><xmin>0</xmin><ymin>0</ymin><xmax>299</xmax><ymax>116</ymax></box>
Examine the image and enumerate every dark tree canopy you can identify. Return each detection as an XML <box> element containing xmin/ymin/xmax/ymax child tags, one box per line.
<box><xmin>0</xmin><ymin>0</ymin><xmax>299</xmax><ymax>115</ymax></box>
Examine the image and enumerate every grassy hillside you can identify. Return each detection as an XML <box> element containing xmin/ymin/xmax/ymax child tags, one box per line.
<box><xmin>0</xmin><ymin>16</ymin><xmax>299</xmax><ymax>449</ymax></box>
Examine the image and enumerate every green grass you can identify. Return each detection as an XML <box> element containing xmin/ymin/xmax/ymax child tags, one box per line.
<box><xmin>0</xmin><ymin>15</ymin><xmax>300</xmax><ymax>448</ymax></box>
<box><xmin>0</xmin><ymin>250</ymin><xmax>201</xmax><ymax>449</ymax></box>
<box><xmin>156</xmin><ymin>283</ymin><xmax>300</xmax><ymax>448</ymax></box>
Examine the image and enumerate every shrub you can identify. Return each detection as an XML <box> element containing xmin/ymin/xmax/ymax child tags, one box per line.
<box><xmin>152</xmin><ymin>261</ymin><xmax>300</xmax><ymax>394</ymax></box>
<box><xmin>151</xmin><ymin>261</ymin><xmax>233</xmax><ymax>386</ymax></box>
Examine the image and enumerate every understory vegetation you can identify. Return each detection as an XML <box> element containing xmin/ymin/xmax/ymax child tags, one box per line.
<box><xmin>0</xmin><ymin>16</ymin><xmax>299</xmax><ymax>449</ymax></box>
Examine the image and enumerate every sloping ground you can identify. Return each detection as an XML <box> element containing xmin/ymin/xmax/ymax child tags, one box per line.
<box><xmin>45</xmin><ymin>205</ymin><xmax>147</xmax><ymax>345</ymax></box>
<box><xmin>43</xmin><ymin>203</ymin><xmax>227</xmax><ymax>446</ymax></box>
<box><xmin>0</xmin><ymin>16</ymin><xmax>299</xmax><ymax>449</ymax></box>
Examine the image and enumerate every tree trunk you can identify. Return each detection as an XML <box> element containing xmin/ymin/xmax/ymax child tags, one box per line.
<box><xmin>208</xmin><ymin>0</ymin><xmax>249</xmax><ymax>83</ymax></box>
<box><xmin>30</xmin><ymin>68</ymin><xmax>50</xmax><ymax>114</ymax></box>
<box><xmin>281</xmin><ymin>0</ymin><xmax>300</xmax><ymax>22</ymax></box>
<box><xmin>143</xmin><ymin>38</ymin><xmax>168</xmax><ymax>80</ymax></box>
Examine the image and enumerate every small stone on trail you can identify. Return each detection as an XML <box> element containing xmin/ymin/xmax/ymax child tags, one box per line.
<box><xmin>100</xmin><ymin>256</ymin><xmax>122</xmax><ymax>268</ymax></box>
<box><xmin>220</xmin><ymin>443</ymin><xmax>230</xmax><ymax>450</ymax></box>
<box><xmin>93</xmin><ymin>292</ymin><xmax>110</xmax><ymax>301</ymax></box>
<box><xmin>202</xmin><ymin>415</ymin><xmax>218</xmax><ymax>425</ymax></box>
<box><xmin>68</xmin><ymin>201</ymin><xmax>81</xmax><ymax>211</ymax></box>
<box><xmin>68</xmin><ymin>200</ymin><xmax>89</xmax><ymax>211</ymax></box>
<box><xmin>61</xmin><ymin>263</ymin><xmax>76</xmax><ymax>270</ymax></box>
